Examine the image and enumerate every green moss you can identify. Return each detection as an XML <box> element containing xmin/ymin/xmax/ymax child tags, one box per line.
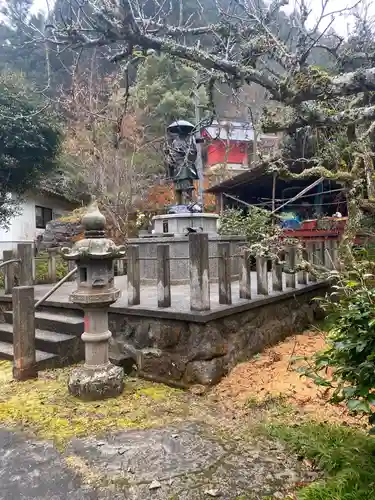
<box><xmin>136</xmin><ymin>385</ymin><xmax>182</xmax><ymax>401</ymax></box>
<box><xmin>0</xmin><ymin>362</ymin><xmax>187</xmax><ymax>450</ymax></box>
<box><xmin>292</xmin><ymin>66</ymin><xmax>332</xmax><ymax>95</ymax></box>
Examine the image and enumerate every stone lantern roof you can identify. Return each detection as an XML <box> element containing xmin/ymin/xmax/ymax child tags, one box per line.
<box><xmin>61</xmin><ymin>201</ymin><xmax>126</xmax><ymax>261</ymax></box>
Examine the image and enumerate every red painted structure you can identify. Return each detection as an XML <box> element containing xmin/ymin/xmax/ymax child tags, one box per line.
<box><xmin>202</xmin><ymin>120</ymin><xmax>254</xmax><ymax>170</ymax></box>
<box><xmin>204</xmin><ymin>139</ymin><xmax>247</xmax><ymax>167</ymax></box>
<box><xmin>202</xmin><ymin>120</ymin><xmax>279</xmax><ymax>171</ymax></box>
<box><xmin>283</xmin><ymin>217</ymin><xmax>347</xmax><ymax>242</ymax></box>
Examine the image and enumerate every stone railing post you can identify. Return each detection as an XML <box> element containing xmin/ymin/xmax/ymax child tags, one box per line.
<box><xmin>272</xmin><ymin>258</ymin><xmax>284</xmax><ymax>292</ymax></box>
<box><xmin>157</xmin><ymin>244</ymin><xmax>171</xmax><ymax>308</ymax></box>
<box><xmin>218</xmin><ymin>242</ymin><xmax>232</xmax><ymax>305</ymax></box>
<box><xmin>315</xmin><ymin>241</ymin><xmax>324</xmax><ymax>267</ymax></box>
<box><xmin>12</xmin><ymin>286</ymin><xmax>37</xmax><ymax>380</ymax></box>
<box><xmin>285</xmin><ymin>246</ymin><xmax>297</xmax><ymax>289</ymax></box>
<box><xmin>298</xmin><ymin>247</ymin><xmax>309</xmax><ymax>285</ymax></box>
<box><xmin>239</xmin><ymin>249</ymin><xmax>252</xmax><ymax>299</ymax></box>
<box><xmin>189</xmin><ymin>233</ymin><xmax>210</xmax><ymax>311</ymax></box>
<box><xmin>47</xmin><ymin>248</ymin><xmax>57</xmax><ymax>283</ymax></box>
<box><xmin>307</xmin><ymin>242</ymin><xmax>317</xmax><ymax>282</ymax></box>
<box><xmin>117</xmin><ymin>258</ymin><xmax>125</xmax><ymax>276</ymax></box>
<box><xmin>3</xmin><ymin>250</ymin><xmax>17</xmax><ymax>294</ymax></box>
<box><xmin>323</xmin><ymin>239</ymin><xmax>333</xmax><ymax>269</ymax></box>
<box><xmin>256</xmin><ymin>256</ymin><xmax>269</xmax><ymax>295</ymax></box>
<box><xmin>127</xmin><ymin>245</ymin><xmax>140</xmax><ymax>306</ymax></box>
<box><xmin>17</xmin><ymin>243</ymin><xmax>33</xmax><ymax>286</ymax></box>
<box><xmin>331</xmin><ymin>240</ymin><xmax>339</xmax><ymax>269</ymax></box>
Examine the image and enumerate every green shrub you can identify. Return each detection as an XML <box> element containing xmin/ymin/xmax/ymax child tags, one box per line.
<box><xmin>218</xmin><ymin>207</ymin><xmax>297</xmax><ymax>259</ymax></box>
<box><xmin>0</xmin><ymin>255</ymin><xmax>68</xmax><ymax>288</ymax></box>
<box><xmin>299</xmin><ymin>259</ymin><xmax>375</xmax><ymax>431</ymax></box>
<box><xmin>34</xmin><ymin>257</ymin><xmax>68</xmax><ymax>284</ymax></box>
<box><xmin>218</xmin><ymin>207</ymin><xmax>274</xmax><ymax>244</ymax></box>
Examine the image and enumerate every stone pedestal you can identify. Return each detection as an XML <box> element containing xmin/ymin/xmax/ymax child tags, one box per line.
<box><xmin>130</xmin><ymin>212</ymin><xmax>243</xmax><ymax>285</ymax></box>
<box><xmin>151</xmin><ymin>213</ymin><xmax>219</xmax><ymax>236</ymax></box>
<box><xmin>68</xmin><ymin>363</ymin><xmax>124</xmax><ymax>400</ymax></box>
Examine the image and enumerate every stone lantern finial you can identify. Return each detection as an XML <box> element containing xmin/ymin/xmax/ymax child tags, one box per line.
<box><xmin>81</xmin><ymin>200</ymin><xmax>106</xmax><ymax>237</ymax></box>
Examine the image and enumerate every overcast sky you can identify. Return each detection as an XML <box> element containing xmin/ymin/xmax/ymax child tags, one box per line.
<box><xmin>282</xmin><ymin>0</ymin><xmax>373</xmax><ymax>37</ymax></box>
<box><xmin>30</xmin><ymin>0</ymin><xmax>373</xmax><ymax>37</ymax></box>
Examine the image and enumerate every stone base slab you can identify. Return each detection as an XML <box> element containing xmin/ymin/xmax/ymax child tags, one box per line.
<box><xmin>68</xmin><ymin>363</ymin><xmax>124</xmax><ymax>400</ymax></box>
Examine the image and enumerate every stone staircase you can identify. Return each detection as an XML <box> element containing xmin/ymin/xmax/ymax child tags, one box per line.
<box><xmin>0</xmin><ymin>307</ymin><xmax>84</xmax><ymax>369</ymax></box>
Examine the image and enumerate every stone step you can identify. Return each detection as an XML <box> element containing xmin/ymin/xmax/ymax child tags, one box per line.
<box><xmin>0</xmin><ymin>341</ymin><xmax>58</xmax><ymax>370</ymax></box>
<box><xmin>0</xmin><ymin>323</ymin><xmax>83</xmax><ymax>360</ymax></box>
<box><xmin>4</xmin><ymin>310</ymin><xmax>84</xmax><ymax>335</ymax></box>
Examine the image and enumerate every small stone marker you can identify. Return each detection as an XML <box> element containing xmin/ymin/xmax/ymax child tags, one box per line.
<box><xmin>272</xmin><ymin>261</ymin><xmax>283</xmax><ymax>292</ymax></box>
<box><xmin>128</xmin><ymin>245</ymin><xmax>140</xmax><ymax>306</ymax></box>
<box><xmin>285</xmin><ymin>247</ymin><xmax>297</xmax><ymax>288</ymax></box>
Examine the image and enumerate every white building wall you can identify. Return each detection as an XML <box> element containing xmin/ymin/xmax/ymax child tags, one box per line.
<box><xmin>0</xmin><ymin>192</ymin><xmax>75</xmax><ymax>256</ymax></box>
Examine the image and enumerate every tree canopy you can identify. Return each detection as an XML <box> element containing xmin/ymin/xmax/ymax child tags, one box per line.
<box><xmin>0</xmin><ymin>72</ymin><xmax>61</xmax><ymax>227</ymax></box>
<box><xmin>131</xmin><ymin>53</ymin><xmax>207</xmax><ymax>137</ymax></box>
<box><xmin>27</xmin><ymin>0</ymin><xmax>375</xmax><ymax>227</ymax></box>
<box><xmin>5</xmin><ymin>0</ymin><xmax>375</xmax><ymax>232</ymax></box>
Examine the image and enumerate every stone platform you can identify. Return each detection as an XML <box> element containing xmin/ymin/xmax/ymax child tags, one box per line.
<box><xmin>0</xmin><ymin>275</ymin><xmax>328</xmax><ymax>387</ymax></box>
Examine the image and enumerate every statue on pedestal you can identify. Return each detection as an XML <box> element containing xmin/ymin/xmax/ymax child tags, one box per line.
<box><xmin>164</xmin><ymin>120</ymin><xmax>199</xmax><ymax>208</ymax></box>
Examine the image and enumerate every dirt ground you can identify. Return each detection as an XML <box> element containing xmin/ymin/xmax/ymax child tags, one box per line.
<box><xmin>213</xmin><ymin>329</ymin><xmax>365</xmax><ymax>427</ymax></box>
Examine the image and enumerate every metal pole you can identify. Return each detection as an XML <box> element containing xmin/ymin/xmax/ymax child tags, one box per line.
<box><xmin>34</xmin><ymin>266</ymin><xmax>77</xmax><ymax>309</ymax></box>
<box><xmin>272</xmin><ymin>177</ymin><xmax>324</xmax><ymax>214</ymax></box>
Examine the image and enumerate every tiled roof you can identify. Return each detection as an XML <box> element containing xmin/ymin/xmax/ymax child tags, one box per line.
<box><xmin>203</xmin><ymin>120</ymin><xmax>277</xmax><ymax>143</ymax></box>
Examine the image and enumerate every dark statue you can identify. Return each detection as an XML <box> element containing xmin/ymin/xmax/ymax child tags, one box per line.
<box><xmin>164</xmin><ymin>120</ymin><xmax>199</xmax><ymax>206</ymax></box>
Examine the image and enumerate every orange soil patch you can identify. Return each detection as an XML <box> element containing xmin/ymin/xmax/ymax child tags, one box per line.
<box><xmin>214</xmin><ymin>330</ymin><xmax>365</xmax><ymax>427</ymax></box>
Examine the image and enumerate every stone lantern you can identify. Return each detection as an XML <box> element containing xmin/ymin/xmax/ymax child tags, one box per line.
<box><xmin>61</xmin><ymin>200</ymin><xmax>126</xmax><ymax>400</ymax></box>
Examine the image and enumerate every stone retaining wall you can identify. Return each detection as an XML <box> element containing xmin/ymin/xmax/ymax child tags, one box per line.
<box><xmin>109</xmin><ymin>287</ymin><xmax>324</xmax><ymax>386</ymax></box>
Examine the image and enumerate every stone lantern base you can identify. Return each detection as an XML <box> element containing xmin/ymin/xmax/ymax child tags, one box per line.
<box><xmin>68</xmin><ymin>363</ymin><xmax>124</xmax><ymax>401</ymax></box>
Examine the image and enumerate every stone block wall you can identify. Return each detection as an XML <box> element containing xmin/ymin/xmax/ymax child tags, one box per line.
<box><xmin>109</xmin><ymin>287</ymin><xmax>323</xmax><ymax>387</ymax></box>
